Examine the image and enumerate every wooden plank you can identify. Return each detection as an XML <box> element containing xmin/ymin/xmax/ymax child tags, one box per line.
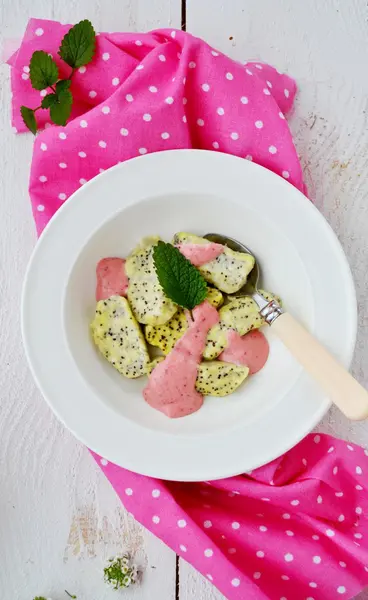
<box><xmin>182</xmin><ymin>1</ymin><xmax>368</xmax><ymax>598</ymax></box>
<box><xmin>179</xmin><ymin>560</ymin><xmax>225</xmax><ymax>600</ymax></box>
<box><xmin>0</xmin><ymin>1</ymin><xmax>180</xmax><ymax>599</ymax></box>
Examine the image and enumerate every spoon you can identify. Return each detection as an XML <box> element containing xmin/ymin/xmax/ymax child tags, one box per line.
<box><xmin>205</xmin><ymin>233</ymin><xmax>368</xmax><ymax>421</ymax></box>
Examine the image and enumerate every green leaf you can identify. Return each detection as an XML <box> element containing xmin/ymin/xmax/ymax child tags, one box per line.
<box><xmin>56</xmin><ymin>79</ymin><xmax>71</xmax><ymax>94</ymax></box>
<box><xmin>41</xmin><ymin>93</ymin><xmax>58</xmax><ymax>109</ymax></box>
<box><xmin>30</xmin><ymin>50</ymin><xmax>58</xmax><ymax>90</ymax></box>
<box><xmin>20</xmin><ymin>106</ymin><xmax>37</xmax><ymax>134</ymax></box>
<box><xmin>49</xmin><ymin>89</ymin><xmax>73</xmax><ymax>126</ymax></box>
<box><xmin>58</xmin><ymin>20</ymin><xmax>96</xmax><ymax>68</ymax></box>
<box><xmin>33</xmin><ymin>597</ymin><xmax>47</xmax><ymax>600</ymax></box>
<box><xmin>153</xmin><ymin>241</ymin><xmax>208</xmax><ymax>310</ymax></box>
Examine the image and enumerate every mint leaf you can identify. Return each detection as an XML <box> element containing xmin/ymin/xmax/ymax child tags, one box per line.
<box><xmin>41</xmin><ymin>93</ymin><xmax>58</xmax><ymax>109</ymax></box>
<box><xmin>56</xmin><ymin>79</ymin><xmax>71</xmax><ymax>94</ymax></box>
<box><xmin>30</xmin><ymin>50</ymin><xmax>58</xmax><ymax>90</ymax></box>
<box><xmin>20</xmin><ymin>106</ymin><xmax>37</xmax><ymax>134</ymax></box>
<box><xmin>41</xmin><ymin>81</ymin><xmax>72</xmax><ymax>117</ymax></box>
<box><xmin>59</xmin><ymin>20</ymin><xmax>96</xmax><ymax>68</ymax></box>
<box><xmin>49</xmin><ymin>89</ymin><xmax>73</xmax><ymax>126</ymax></box>
<box><xmin>153</xmin><ymin>241</ymin><xmax>208</xmax><ymax>310</ymax></box>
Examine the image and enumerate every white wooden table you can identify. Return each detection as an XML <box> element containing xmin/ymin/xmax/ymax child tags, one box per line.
<box><xmin>1</xmin><ymin>1</ymin><xmax>368</xmax><ymax>599</ymax></box>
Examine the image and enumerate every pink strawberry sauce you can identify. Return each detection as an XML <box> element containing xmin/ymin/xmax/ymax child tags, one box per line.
<box><xmin>96</xmin><ymin>257</ymin><xmax>129</xmax><ymax>301</ymax></box>
<box><xmin>143</xmin><ymin>301</ymin><xmax>219</xmax><ymax>418</ymax></box>
<box><xmin>176</xmin><ymin>242</ymin><xmax>224</xmax><ymax>266</ymax></box>
<box><xmin>220</xmin><ymin>329</ymin><xmax>269</xmax><ymax>374</ymax></box>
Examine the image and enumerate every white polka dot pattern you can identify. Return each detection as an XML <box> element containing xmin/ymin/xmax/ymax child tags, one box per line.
<box><xmin>284</xmin><ymin>553</ymin><xmax>294</xmax><ymax>562</ymax></box>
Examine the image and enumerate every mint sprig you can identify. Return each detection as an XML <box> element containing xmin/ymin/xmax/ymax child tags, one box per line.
<box><xmin>20</xmin><ymin>106</ymin><xmax>37</xmax><ymax>134</ymax></box>
<box><xmin>153</xmin><ymin>241</ymin><xmax>208</xmax><ymax>310</ymax></box>
<box><xmin>59</xmin><ymin>19</ymin><xmax>96</xmax><ymax>68</ymax></box>
<box><xmin>49</xmin><ymin>89</ymin><xmax>73</xmax><ymax>125</ymax></box>
<box><xmin>20</xmin><ymin>20</ymin><xmax>96</xmax><ymax>134</ymax></box>
<box><xmin>30</xmin><ymin>50</ymin><xmax>59</xmax><ymax>90</ymax></box>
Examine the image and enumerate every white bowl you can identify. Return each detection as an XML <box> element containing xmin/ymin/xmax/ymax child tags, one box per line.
<box><xmin>22</xmin><ymin>150</ymin><xmax>357</xmax><ymax>481</ymax></box>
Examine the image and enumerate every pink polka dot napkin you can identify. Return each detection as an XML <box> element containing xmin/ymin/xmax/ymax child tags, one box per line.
<box><xmin>9</xmin><ymin>19</ymin><xmax>368</xmax><ymax>600</ymax></box>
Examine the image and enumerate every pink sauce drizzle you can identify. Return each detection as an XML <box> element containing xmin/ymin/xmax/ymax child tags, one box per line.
<box><xmin>220</xmin><ymin>329</ymin><xmax>269</xmax><ymax>374</ymax></box>
<box><xmin>177</xmin><ymin>242</ymin><xmax>224</xmax><ymax>266</ymax></box>
<box><xmin>143</xmin><ymin>301</ymin><xmax>219</xmax><ymax>418</ymax></box>
<box><xmin>96</xmin><ymin>258</ymin><xmax>129</xmax><ymax>301</ymax></box>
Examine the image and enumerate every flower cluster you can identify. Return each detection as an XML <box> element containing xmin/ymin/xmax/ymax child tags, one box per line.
<box><xmin>104</xmin><ymin>554</ymin><xmax>139</xmax><ymax>590</ymax></box>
